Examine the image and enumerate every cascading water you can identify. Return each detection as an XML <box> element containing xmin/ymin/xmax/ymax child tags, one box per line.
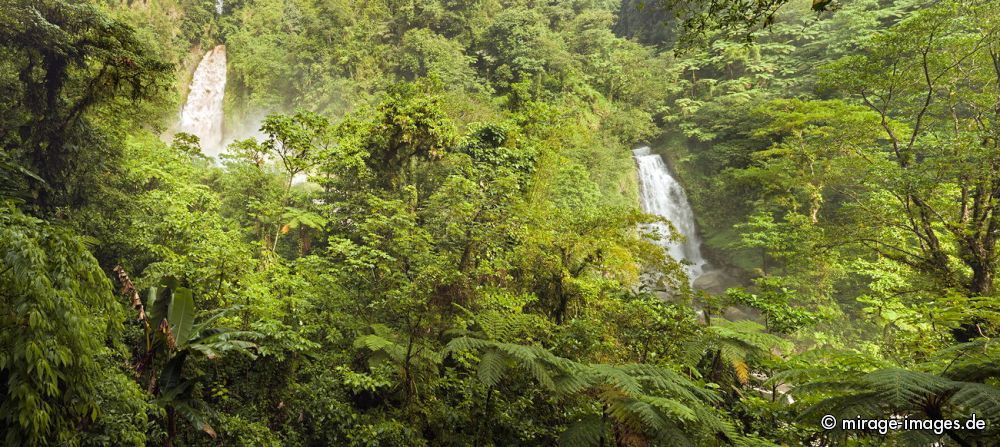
<box><xmin>634</xmin><ymin>146</ymin><xmax>708</xmax><ymax>281</ymax></box>
<box><xmin>216</xmin><ymin>0</ymin><xmax>223</xmax><ymax>14</ymax></box>
<box><xmin>179</xmin><ymin>45</ymin><xmax>226</xmax><ymax>157</ymax></box>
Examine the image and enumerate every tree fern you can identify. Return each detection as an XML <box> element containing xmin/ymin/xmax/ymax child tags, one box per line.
<box><xmin>783</xmin><ymin>347</ymin><xmax>1000</xmax><ymax>445</ymax></box>
<box><xmin>929</xmin><ymin>338</ymin><xmax>1000</xmax><ymax>383</ymax></box>
<box><xmin>588</xmin><ymin>363</ymin><xmax>644</xmax><ymax>396</ymax></box>
<box><xmin>619</xmin><ymin>364</ymin><xmax>712</xmax><ymax>402</ymax></box>
<box><xmin>949</xmin><ymin>383</ymin><xmax>1000</xmax><ymax>422</ymax></box>
<box><xmin>640</xmin><ymin>396</ymin><xmax>697</xmax><ymax>422</ymax></box>
<box><xmin>446</xmin><ymin>336</ymin><xmax>737</xmax><ymax>445</ymax></box>
<box><xmin>865</xmin><ymin>368</ymin><xmax>955</xmax><ymax>409</ymax></box>
<box><xmin>353</xmin><ymin>325</ymin><xmax>442</xmax><ymax>400</ymax></box>
<box><xmin>683</xmin><ymin>320</ymin><xmax>790</xmax><ymax>389</ymax></box>
<box><xmin>558</xmin><ymin>414</ymin><xmax>607</xmax><ymax>447</ymax></box>
<box><xmin>354</xmin><ymin>334</ymin><xmax>407</xmax><ymax>362</ymax></box>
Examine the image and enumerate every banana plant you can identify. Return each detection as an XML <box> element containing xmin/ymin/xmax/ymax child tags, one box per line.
<box><xmin>134</xmin><ymin>278</ymin><xmax>258</xmax><ymax>446</ymax></box>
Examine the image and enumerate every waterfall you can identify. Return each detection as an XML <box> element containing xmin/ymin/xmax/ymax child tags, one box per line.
<box><xmin>634</xmin><ymin>146</ymin><xmax>708</xmax><ymax>281</ymax></box>
<box><xmin>216</xmin><ymin>0</ymin><xmax>223</xmax><ymax>14</ymax></box>
<box><xmin>179</xmin><ymin>45</ymin><xmax>226</xmax><ymax>157</ymax></box>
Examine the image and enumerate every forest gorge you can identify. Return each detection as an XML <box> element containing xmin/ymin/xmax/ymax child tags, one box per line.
<box><xmin>1</xmin><ymin>0</ymin><xmax>999</xmax><ymax>445</ymax></box>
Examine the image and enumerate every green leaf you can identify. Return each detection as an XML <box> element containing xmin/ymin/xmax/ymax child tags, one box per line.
<box><xmin>950</xmin><ymin>383</ymin><xmax>1000</xmax><ymax>421</ymax></box>
<box><xmin>147</xmin><ymin>286</ymin><xmax>169</xmax><ymax>326</ymax></box>
<box><xmin>864</xmin><ymin>368</ymin><xmax>955</xmax><ymax>409</ymax></box>
<box><xmin>159</xmin><ymin>351</ymin><xmax>190</xmax><ymax>399</ymax></box>
<box><xmin>559</xmin><ymin>414</ymin><xmax>605</xmax><ymax>447</ymax></box>
<box><xmin>477</xmin><ymin>348</ymin><xmax>507</xmax><ymax>387</ymax></box>
<box><xmin>168</xmin><ymin>287</ymin><xmax>195</xmax><ymax>347</ymax></box>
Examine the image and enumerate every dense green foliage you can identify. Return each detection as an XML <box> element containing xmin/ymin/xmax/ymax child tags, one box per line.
<box><xmin>1</xmin><ymin>0</ymin><xmax>998</xmax><ymax>446</ymax></box>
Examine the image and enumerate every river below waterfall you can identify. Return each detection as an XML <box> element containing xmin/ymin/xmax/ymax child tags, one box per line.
<box><xmin>633</xmin><ymin>146</ymin><xmax>708</xmax><ymax>282</ymax></box>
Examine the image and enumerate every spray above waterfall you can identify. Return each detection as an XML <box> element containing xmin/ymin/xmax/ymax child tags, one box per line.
<box><xmin>633</xmin><ymin>146</ymin><xmax>708</xmax><ymax>281</ymax></box>
<box><xmin>179</xmin><ymin>45</ymin><xmax>227</xmax><ymax>157</ymax></box>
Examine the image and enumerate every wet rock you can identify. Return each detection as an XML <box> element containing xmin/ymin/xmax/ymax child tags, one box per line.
<box><xmin>722</xmin><ymin>305</ymin><xmax>762</xmax><ymax>322</ymax></box>
<box><xmin>692</xmin><ymin>269</ymin><xmax>738</xmax><ymax>295</ymax></box>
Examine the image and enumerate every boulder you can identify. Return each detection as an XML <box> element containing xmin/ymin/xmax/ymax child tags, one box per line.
<box><xmin>692</xmin><ymin>269</ymin><xmax>738</xmax><ymax>295</ymax></box>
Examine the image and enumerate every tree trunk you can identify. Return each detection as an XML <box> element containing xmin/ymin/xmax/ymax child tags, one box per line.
<box><xmin>272</xmin><ymin>174</ymin><xmax>295</xmax><ymax>252</ymax></box>
<box><xmin>553</xmin><ymin>273</ymin><xmax>567</xmax><ymax>324</ymax></box>
<box><xmin>164</xmin><ymin>406</ymin><xmax>176</xmax><ymax>447</ymax></box>
<box><xmin>969</xmin><ymin>255</ymin><xmax>994</xmax><ymax>296</ymax></box>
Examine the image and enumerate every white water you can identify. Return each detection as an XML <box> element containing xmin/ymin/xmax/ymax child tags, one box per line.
<box><xmin>179</xmin><ymin>45</ymin><xmax>227</xmax><ymax>157</ymax></box>
<box><xmin>634</xmin><ymin>146</ymin><xmax>708</xmax><ymax>281</ymax></box>
<box><xmin>216</xmin><ymin>0</ymin><xmax>223</xmax><ymax>14</ymax></box>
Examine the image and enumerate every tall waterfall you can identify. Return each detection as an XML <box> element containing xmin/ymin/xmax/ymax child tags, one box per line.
<box><xmin>216</xmin><ymin>0</ymin><xmax>223</xmax><ymax>14</ymax></box>
<box><xmin>634</xmin><ymin>146</ymin><xmax>708</xmax><ymax>281</ymax></box>
<box><xmin>179</xmin><ymin>45</ymin><xmax>226</xmax><ymax>157</ymax></box>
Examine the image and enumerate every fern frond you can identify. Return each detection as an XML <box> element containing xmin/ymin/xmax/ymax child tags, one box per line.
<box><xmin>733</xmin><ymin>434</ymin><xmax>782</xmax><ymax>447</ymax></box>
<box><xmin>800</xmin><ymin>391</ymin><xmax>884</xmax><ymax>421</ymax></box>
<box><xmin>681</xmin><ymin>337</ymin><xmax>713</xmax><ymax>366</ymax></box>
<box><xmin>932</xmin><ymin>339</ymin><xmax>1000</xmax><ymax>382</ymax></box>
<box><xmin>712</xmin><ymin>320</ymin><xmax>790</xmax><ymax>354</ymax></box>
<box><xmin>444</xmin><ymin>335</ymin><xmax>491</xmax><ymax>354</ymax></box>
<box><xmin>790</xmin><ymin>347</ymin><xmax>888</xmax><ymax>369</ymax></box>
<box><xmin>589</xmin><ymin>363</ymin><xmax>644</xmax><ymax>396</ymax></box>
<box><xmin>790</xmin><ymin>375</ymin><xmax>866</xmax><ymax>396</ymax></box>
<box><xmin>718</xmin><ymin>343</ymin><xmax>750</xmax><ymax>372</ymax></box>
<box><xmin>559</xmin><ymin>415</ymin><xmax>606</xmax><ymax>447</ymax></box>
<box><xmin>768</xmin><ymin>366</ymin><xmax>847</xmax><ymax>387</ymax></box>
<box><xmin>552</xmin><ymin>363</ymin><xmax>594</xmax><ymax>394</ymax></box>
<box><xmin>733</xmin><ymin>360</ymin><xmax>750</xmax><ymax>386</ymax></box>
<box><xmin>526</xmin><ymin>355</ymin><xmax>557</xmax><ymax>390</ymax></box>
<box><xmin>353</xmin><ymin>333</ymin><xmax>395</xmax><ymax>352</ymax></box>
<box><xmin>494</xmin><ymin>341</ymin><xmax>544</xmax><ymax>365</ymax></box>
<box><xmin>640</xmin><ymin>396</ymin><xmax>696</xmax><ymax>422</ymax></box>
<box><xmin>477</xmin><ymin>348</ymin><xmax>507</xmax><ymax>388</ymax></box>
<box><xmin>864</xmin><ymin>368</ymin><xmax>956</xmax><ymax>409</ymax></box>
<box><xmin>620</xmin><ymin>364</ymin><xmax>711</xmax><ymax>403</ymax></box>
<box><xmin>692</xmin><ymin>404</ymin><xmax>739</xmax><ymax>440</ymax></box>
<box><xmin>613</xmin><ymin>399</ymin><xmax>668</xmax><ymax>433</ymax></box>
<box><xmin>354</xmin><ymin>334</ymin><xmax>406</xmax><ymax>363</ymax></box>
<box><xmin>650</xmin><ymin>422</ymin><xmax>694</xmax><ymax>447</ymax></box>
<box><xmin>950</xmin><ymin>382</ymin><xmax>1000</xmax><ymax>421</ymax></box>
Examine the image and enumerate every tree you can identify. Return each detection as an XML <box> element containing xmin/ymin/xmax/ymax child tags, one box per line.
<box><xmin>736</xmin><ymin>99</ymin><xmax>884</xmax><ymax>224</ymax></box>
<box><xmin>255</xmin><ymin>111</ymin><xmax>330</xmax><ymax>252</ymax></box>
<box><xmin>477</xmin><ymin>8</ymin><xmax>553</xmax><ymax>92</ymax></box>
<box><xmin>824</xmin><ymin>2</ymin><xmax>1000</xmax><ymax>298</ymax></box>
<box><xmin>0</xmin><ymin>202</ymin><xmax>125</xmax><ymax>446</ymax></box>
<box><xmin>682</xmin><ymin>0</ymin><xmax>838</xmax><ymax>40</ymax></box>
<box><xmin>319</xmin><ymin>81</ymin><xmax>459</xmax><ymax>192</ymax></box>
<box><xmin>397</xmin><ymin>28</ymin><xmax>480</xmax><ymax>91</ymax></box>
<box><xmin>0</xmin><ymin>0</ymin><xmax>170</xmax><ymax>211</ymax></box>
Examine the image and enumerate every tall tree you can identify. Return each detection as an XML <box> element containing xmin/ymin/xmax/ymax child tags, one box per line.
<box><xmin>825</xmin><ymin>3</ymin><xmax>1000</xmax><ymax>303</ymax></box>
<box><xmin>0</xmin><ymin>0</ymin><xmax>169</xmax><ymax>211</ymax></box>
